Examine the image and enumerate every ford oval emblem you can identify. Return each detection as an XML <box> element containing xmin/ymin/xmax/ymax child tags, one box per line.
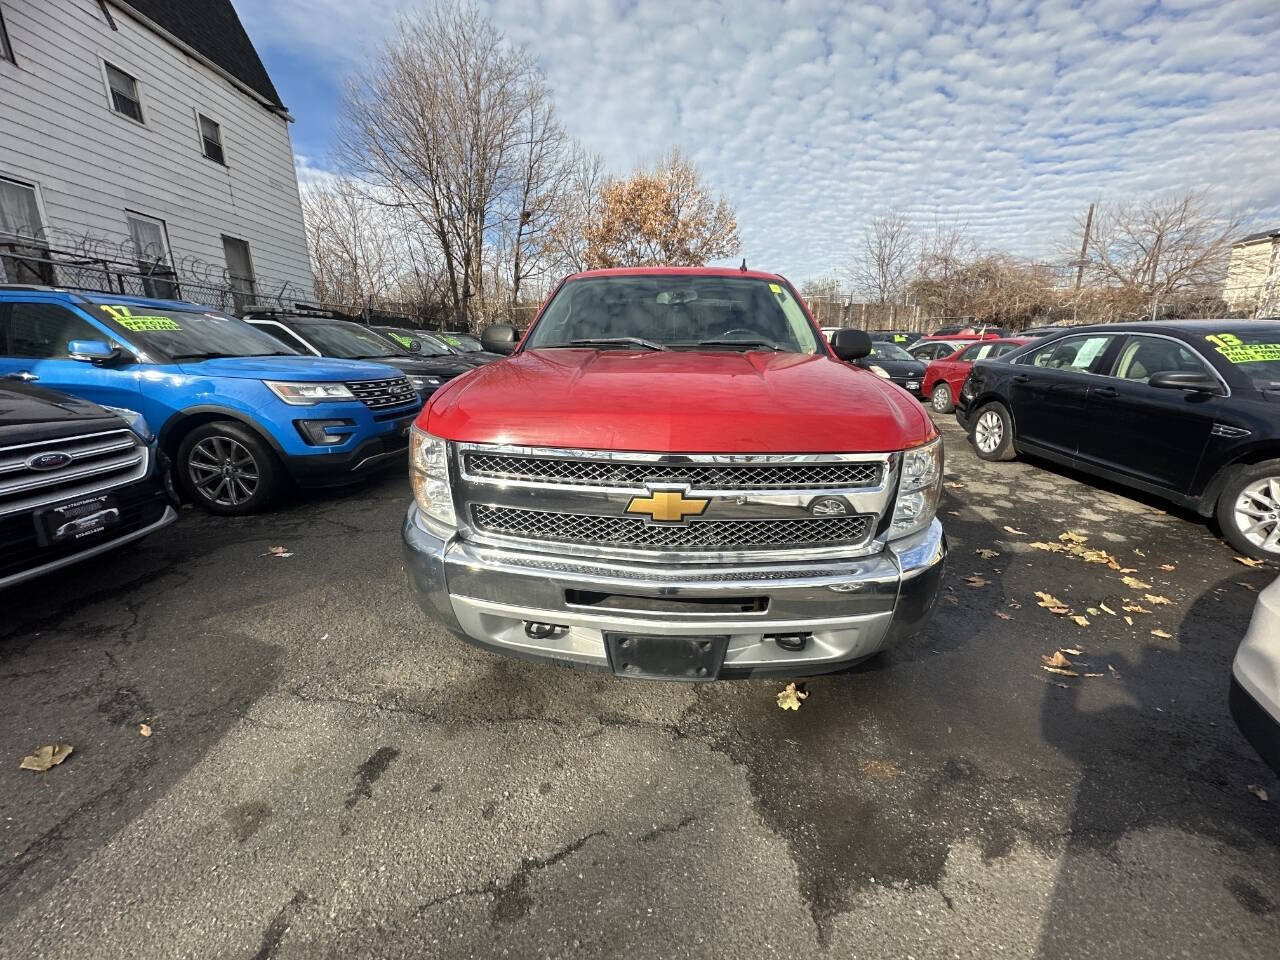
<box><xmin>26</xmin><ymin>451</ymin><xmax>73</xmax><ymax>471</ymax></box>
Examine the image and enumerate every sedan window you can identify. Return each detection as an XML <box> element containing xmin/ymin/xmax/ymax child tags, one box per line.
<box><xmin>1110</xmin><ymin>336</ymin><xmax>1208</xmax><ymax>383</ymax></box>
<box><xmin>1025</xmin><ymin>334</ymin><xmax>1114</xmax><ymax>373</ymax></box>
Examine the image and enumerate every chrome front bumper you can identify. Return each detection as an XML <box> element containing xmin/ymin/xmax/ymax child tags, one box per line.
<box><xmin>402</xmin><ymin>505</ymin><xmax>946</xmax><ymax>678</ymax></box>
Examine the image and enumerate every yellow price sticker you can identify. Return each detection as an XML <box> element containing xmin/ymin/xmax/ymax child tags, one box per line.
<box><xmin>1206</xmin><ymin>332</ymin><xmax>1280</xmax><ymax>363</ymax></box>
<box><xmin>768</xmin><ymin>283</ymin><xmax>783</xmax><ymax>294</ymax></box>
<box><xmin>100</xmin><ymin>304</ymin><xmax>180</xmax><ymax>332</ymax></box>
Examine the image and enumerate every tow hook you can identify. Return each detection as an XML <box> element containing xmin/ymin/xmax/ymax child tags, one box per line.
<box><xmin>770</xmin><ymin>632</ymin><xmax>810</xmax><ymax>652</ymax></box>
<box><xmin>524</xmin><ymin>621</ymin><xmax>567</xmax><ymax>640</ymax></box>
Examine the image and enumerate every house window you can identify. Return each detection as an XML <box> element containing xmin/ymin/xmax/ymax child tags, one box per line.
<box><xmin>198</xmin><ymin>114</ymin><xmax>225</xmax><ymax>164</ymax></box>
<box><xmin>221</xmin><ymin>236</ymin><xmax>256</xmax><ymax>312</ymax></box>
<box><xmin>125</xmin><ymin>212</ymin><xmax>179</xmax><ymax>299</ymax></box>
<box><xmin>0</xmin><ymin>176</ymin><xmax>53</xmax><ymax>284</ymax></box>
<box><xmin>0</xmin><ymin>7</ymin><xmax>16</xmax><ymax>65</ymax></box>
<box><xmin>105</xmin><ymin>61</ymin><xmax>143</xmax><ymax>123</ymax></box>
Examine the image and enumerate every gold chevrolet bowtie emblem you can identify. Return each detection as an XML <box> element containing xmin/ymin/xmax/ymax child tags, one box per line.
<box><xmin>625</xmin><ymin>488</ymin><xmax>709</xmax><ymax>523</ymax></box>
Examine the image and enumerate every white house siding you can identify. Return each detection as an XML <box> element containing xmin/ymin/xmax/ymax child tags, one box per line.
<box><xmin>0</xmin><ymin>0</ymin><xmax>314</xmax><ymax>301</ymax></box>
<box><xmin>1224</xmin><ymin>239</ymin><xmax>1277</xmax><ymax>312</ymax></box>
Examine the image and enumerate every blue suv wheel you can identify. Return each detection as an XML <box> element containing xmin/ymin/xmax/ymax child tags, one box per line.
<box><xmin>177</xmin><ymin>421</ymin><xmax>282</xmax><ymax>514</ymax></box>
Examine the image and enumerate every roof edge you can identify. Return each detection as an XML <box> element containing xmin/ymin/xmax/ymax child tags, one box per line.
<box><xmin>107</xmin><ymin>1</ymin><xmax>293</xmax><ymax>121</ymax></box>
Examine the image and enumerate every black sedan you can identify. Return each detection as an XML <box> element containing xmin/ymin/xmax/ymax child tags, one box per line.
<box><xmin>955</xmin><ymin>320</ymin><xmax>1280</xmax><ymax>558</ymax></box>
<box><xmin>853</xmin><ymin>341</ymin><xmax>927</xmax><ymax>397</ymax></box>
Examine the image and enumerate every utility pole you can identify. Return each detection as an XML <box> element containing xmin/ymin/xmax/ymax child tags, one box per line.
<box><xmin>1074</xmin><ymin>202</ymin><xmax>1094</xmax><ymax>290</ymax></box>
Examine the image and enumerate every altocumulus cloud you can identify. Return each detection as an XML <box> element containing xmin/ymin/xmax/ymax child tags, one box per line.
<box><xmin>244</xmin><ymin>0</ymin><xmax>1280</xmax><ymax>280</ymax></box>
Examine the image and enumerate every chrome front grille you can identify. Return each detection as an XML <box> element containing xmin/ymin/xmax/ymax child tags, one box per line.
<box><xmin>464</xmin><ymin>453</ymin><xmax>882</xmax><ymax>490</ymax></box>
<box><xmin>0</xmin><ymin>429</ymin><xmax>148</xmax><ymax>517</ymax></box>
<box><xmin>471</xmin><ymin>504</ymin><xmax>874</xmax><ymax>552</ymax></box>
<box><xmin>347</xmin><ymin>376</ymin><xmax>418</xmax><ymax>409</ymax></box>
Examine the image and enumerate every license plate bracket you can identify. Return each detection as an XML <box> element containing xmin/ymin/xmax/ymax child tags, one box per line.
<box><xmin>604</xmin><ymin>633</ymin><xmax>729</xmax><ymax>681</ymax></box>
<box><xmin>33</xmin><ymin>493</ymin><xmax>120</xmax><ymax>547</ymax></box>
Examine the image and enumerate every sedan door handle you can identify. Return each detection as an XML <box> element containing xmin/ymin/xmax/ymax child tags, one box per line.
<box><xmin>1012</xmin><ymin>374</ymin><xmax>1031</xmax><ymax>384</ymax></box>
<box><xmin>4</xmin><ymin>371</ymin><xmax>38</xmax><ymax>382</ymax></box>
<box><xmin>1093</xmin><ymin>386</ymin><xmax>1118</xmax><ymax>399</ymax></box>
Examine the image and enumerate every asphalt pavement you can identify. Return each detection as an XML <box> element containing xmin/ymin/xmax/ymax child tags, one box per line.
<box><xmin>1</xmin><ymin>410</ymin><xmax>1278</xmax><ymax>960</ymax></box>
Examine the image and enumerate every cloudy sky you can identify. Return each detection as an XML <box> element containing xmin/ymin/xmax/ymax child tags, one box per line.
<box><xmin>240</xmin><ymin>0</ymin><xmax>1280</xmax><ymax>282</ymax></box>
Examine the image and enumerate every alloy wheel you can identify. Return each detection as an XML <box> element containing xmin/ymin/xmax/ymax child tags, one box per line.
<box><xmin>187</xmin><ymin>435</ymin><xmax>260</xmax><ymax>508</ymax></box>
<box><xmin>1233</xmin><ymin>477</ymin><xmax>1280</xmax><ymax>555</ymax></box>
<box><xmin>975</xmin><ymin>410</ymin><xmax>1004</xmax><ymax>454</ymax></box>
<box><xmin>932</xmin><ymin>385</ymin><xmax>950</xmax><ymax>412</ymax></box>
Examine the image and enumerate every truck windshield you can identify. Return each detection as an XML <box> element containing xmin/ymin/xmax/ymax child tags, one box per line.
<box><xmin>92</xmin><ymin>303</ymin><xmax>297</xmax><ymax>360</ymax></box>
<box><xmin>1203</xmin><ymin>328</ymin><xmax>1280</xmax><ymax>391</ymax></box>
<box><xmin>524</xmin><ymin>276</ymin><xmax>822</xmax><ymax>354</ymax></box>
<box><xmin>299</xmin><ymin>321</ymin><xmax>406</xmax><ymax>359</ymax></box>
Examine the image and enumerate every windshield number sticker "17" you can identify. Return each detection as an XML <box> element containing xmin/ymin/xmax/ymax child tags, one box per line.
<box><xmin>1206</xmin><ymin>332</ymin><xmax>1280</xmax><ymax>364</ymax></box>
<box><xmin>100</xmin><ymin>305</ymin><xmax>181</xmax><ymax>332</ymax></box>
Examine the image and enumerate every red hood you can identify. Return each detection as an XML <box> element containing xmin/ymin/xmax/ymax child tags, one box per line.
<box><xmin>422</xmin><ymin>348</ymin><xmax>934</xmax><ymax>453</ymax></box>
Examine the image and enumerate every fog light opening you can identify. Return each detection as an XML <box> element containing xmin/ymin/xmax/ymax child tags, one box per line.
<box><xmin>524</xmin><ymin>621</ymin><xmax>568</xmax><ymax>640</ymax></box>
<box><xmin>769</xmin><ymin>632</ymin><xmax>811</xmax><ymax>652</ymax></box>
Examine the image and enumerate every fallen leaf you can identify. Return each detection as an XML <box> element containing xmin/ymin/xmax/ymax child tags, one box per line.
<box><xmin>1124</xmin><ymin>616</ymin><xmax>1133</xmax><ymax>626</ymax></box>
<box><xmin>138</xmin><ymin>723</ymin><xmax>152</xmax><ymax>738</ymax></box>
<box><xmin>965</xmin><ymin>574</ymin><xmax>989</xmax><ymax>587</ymax></box>
<box><xmin>944</xmin><ymin>594</ymin><xmax>958</xmax><ymax>604</ymax></box>
<box><xmin>1030</xmin><ymin>541</ymin><xmax>1065</xmax><ymax>553</ymax></box>
<box><xmin>1086</xmin><ymin>607</ymin><xmax>1100</xmax><ymax>616</ymax></box>
<box><xmin>1048</xmin><ymin>606</ymin><xmax>1069</xmax><ymax>615</ymax></box>
<box><xmin>1003</xmin><ymin>525</ymin><xmax>1026</xmax><ymax>536</ymax></box>
<box><xmin>1084</xmin><ymin>672</ymin><xmax>1105</xmax><ymax>677</ymax></box>
<box><xmin>776</xmin><ymin>683</ymin><xmax>808</xmax><ymax>711</ymax></box>
<box><xmin>1035</xmin><ymin>591</ymin><xmax>1065</xmax><ymax>609</ymax></box>
<box><xmin>1159</xmin><ymin>564</ymin><xmax>1176</xmax><ymax>572</ymax></box>
<box><xmin>1069</xmin><ymin>615</ymin><xmax>1090</xmax><ymax>627</ymax></box>
<box><xmin>260</xmin><ymin>545</ymin><xmax>294</xmax><ymax>559</ymax></box>
<box><xmin>1007</xmin><ymin>599</ymin><xmax>1022</xmax><ymax>610</ymax></box>
<box><xmin>1042</xmin><ymin>666</ymin><xmax>1079</xmax><ymax>677</ymax></box>
<box><xmin>20</xmin><ymin>743</ymin><xmax>73</xmax><ymax>772</ymax></box>
<box><xmin>1249</xmin><ymin>784</ymin><xmax>1270</xmax><ymax>802</ymax></box>
<box><xmin>1122</xmin><ymin>575</ymin><xmax>1152</xmax><ymax>590</ymax></box>
<box><xmin>976</xmin><ymin>548</ymin><xmax>1000</xmax><ymax>559</ymax></box>
<box><xmin>995</xmin><ymin>610</ymin><xmax>1015</xmax><ymax>621</ymax></box>
<box><xmin>947</xmin><ymin>510</ymin><xmax>961</xmax><ymax>516</ymax></box>
<box><xmin>1236</xmin><ymin>556</ymin><xmax>1265</xmax><ymax>568</ymax></box>
<box><xmin>1133</xmin><ymin>548</ymin><xmax>1147</xmax><ymax>557</ymax></box>
<box><xmin>1144</xmin><ymin>594</ymin><xmax>1172</xmax><ymax>606</ymax></box>
<box><xmin>1150</xmin><ymin>629</ymin><xmax>1173</xmax><ymax>639</ymax></box>
<box><xmin>1042</xmin><ymin>650</ymin><xmax>1073</xmax><ymax>668</ymax></box>
<box><xmin>1060</xmin><ymin>647</ymin><xmax>1083</xmax><ymax>656</ymax></box>
<box><xmin>1123</xmin><ymin>604</ymin><xmax>1151</xmax><ymax>614</ymax></box>
<box><xmin>1059</xmin><ymin>531</ymin><xmax>1088</xmax><ymax>544</ymax></box>
<box><xmin>1107</xmin><ymin>560</ymin><xmax>1139</xmax><ymax>573</ymax></box>
<box><xmin>1108</xmin><ymin>663</ymin><xmax>1121</xmax><ymax>677</ymax></box>
<box><xmin>946</xmin><ymin>482</ymin><xmax>965</xmax><ymax>489</ymax></box>
<box><xmin>1099</xmin><ymin>602</ymin><xmax>1117</xmax><ymax>616</ymax></box>
<box><xmin>1237</xmin><ymin>582</ymin><xmax>1257</xmax><ymax>591</ymax></box>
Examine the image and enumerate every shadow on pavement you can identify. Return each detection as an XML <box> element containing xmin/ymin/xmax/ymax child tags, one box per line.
<box><xmin>1036</xmin><ymin>573</ymin><xmax>1280</xmax><ymax>958</ymax></box>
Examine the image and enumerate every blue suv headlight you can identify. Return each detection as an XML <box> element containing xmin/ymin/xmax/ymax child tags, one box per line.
<box><xmin>264</xmin><ymin>381</ymin><xmax>357</xmax><ymax>405</ymax></box>
<box><xmin>103</xmin><ymin>405</ymin><xmax>154</xmax><ymax>443</ymax></box>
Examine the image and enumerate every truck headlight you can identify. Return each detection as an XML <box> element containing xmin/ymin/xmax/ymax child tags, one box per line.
<box><xmin>264</xmin><ymin>381</ymin><xmax>356</xmax><ymax>405</ymax></box>
<box><xmin>889</xmin><ymin>436</ymin><xmax>943</xmax><ymax>539</ymax></box>
<box><xmin>409</xmin><ymin>426</ymin><xmax>455</xmax><ymax>528</ymax></box>
<box><xmin>869</xmin><ymin>364</ymin><xmax>892</xmax><ymax>379</ymax></box>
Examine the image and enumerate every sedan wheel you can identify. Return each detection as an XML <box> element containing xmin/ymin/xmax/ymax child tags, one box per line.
<box><xmin>1233</xmin><ymin>476</ymin><xmax>1280</xmax><ymax>555</ymax></box>
<box><xmin>187</xmin><ymin>435</ymin><xmax>260</xmax><ymax>508</ymax></box>
<box><xmin>974</xmin><ymin>409</ymin><xmax>1004</xmax><ymax>455</ymax></box>
<box><xmin>931</xmin><ymin>383</ymin><xmax>953</xmax><ymax>413</ymax></box>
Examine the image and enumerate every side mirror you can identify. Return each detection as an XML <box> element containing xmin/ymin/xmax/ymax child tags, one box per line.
<box><xmin>830</xmin><ymin>328</ymin><xmax>872</xmax><ymax>361</ymax></box>
<box><xmin>1148</xmin><ymin>370</ymin><xmax>1220</xmax><ymax>394</ymax></box>
<box><xmin>481</xmin><ymin>324</ymin><xmax>519</xmax><ymax>356</ymax></box>
<box><xmin>67</xmin><ymin>339</ymin><xmax>121</xmax><ymax>364</ymax></box>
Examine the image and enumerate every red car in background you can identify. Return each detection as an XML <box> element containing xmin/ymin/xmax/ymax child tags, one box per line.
<box><xmin>923</xmin><ymin>337</ymin><xmax>1033</xmax><ymax>413</ymax></box>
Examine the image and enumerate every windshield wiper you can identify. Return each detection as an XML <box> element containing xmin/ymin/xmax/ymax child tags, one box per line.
<box><xmin>561</xmin><ymin>337</ymin><xmax>668</xmax><ymax>351</ymax></box>
<box><xmin>693</xmin><ymin>338</ymin><xmax>783</xmax><ymax>351</ymax></box>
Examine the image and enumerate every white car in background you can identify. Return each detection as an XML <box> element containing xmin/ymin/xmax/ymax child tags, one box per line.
<box><xmin>1232</xmin><ymin>576</ymin><xmax>1280</xmax><ymax>776</ymax></box>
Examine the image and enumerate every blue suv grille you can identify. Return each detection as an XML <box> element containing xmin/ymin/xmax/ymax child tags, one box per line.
<box><xmin>346</xmin><ymin>376</ymin><xmax>417</xmax><ymax>410</ymax></box>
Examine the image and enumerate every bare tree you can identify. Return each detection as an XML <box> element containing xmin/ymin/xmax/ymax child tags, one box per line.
<box><xmin>1073</xmin><ymin>190</ymin><xmax>1243</xmax><ymax>320</ymax></box>
<box><xmin>541</xmin><ymin>147</ymin><xmax>606</xmax><ymax>274</ymax></box>
<box><xmin>847</xmin><ymin>211</ymin><xmax>914</xmax><ymax>308</ymax></box>
<box><xmin>338</xmin><ymin>2</ymin><xmax>552</xmax><ymax>326</ymax></box>
<box><xmin>301</xmin><ymin>178</ymin><xmax>403</xmax><ymax>308</ymax></box>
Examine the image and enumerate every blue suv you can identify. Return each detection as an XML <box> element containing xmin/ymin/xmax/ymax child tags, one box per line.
<box><xmin>0</xmin><ymin>287</ymin><xmax>422</xmax><ymax>514</ymax></box>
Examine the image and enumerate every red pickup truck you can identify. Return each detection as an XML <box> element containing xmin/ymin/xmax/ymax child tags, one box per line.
<box><xmin>402</xmin><ymin>267</ymin><xmax>946</xmax><ymax>680</ymax></box>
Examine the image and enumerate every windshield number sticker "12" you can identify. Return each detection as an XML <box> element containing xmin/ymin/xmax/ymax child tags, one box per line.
<box><xmin>1206</xmin><ymin>332</ymin><xmax>1280</xmax><ymax>364</ymax></box>
<box><xmin>100</xmin><ymin>304</ymin><xmax>181</xmax><ymax>332</ymax></box>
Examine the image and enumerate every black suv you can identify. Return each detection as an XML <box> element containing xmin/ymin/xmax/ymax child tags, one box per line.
<box><xmin>242</xmin><ymin>310</ymin><xmax>476</xmax><ymax>400</ymax></box>
<box><xmin>0</xmin><ymin>381</ymin><xmax>175</xmax><ymax>588</ymax></box>
<box><xmin>955</xmin><ymin>320</ymin><xmax>1280</xmax><ymax>558</ymax></box>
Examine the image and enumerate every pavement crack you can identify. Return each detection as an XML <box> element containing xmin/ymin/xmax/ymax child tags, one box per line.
<box><xmin>637</xmin><ymin>814</ymin><xmax>698</xmax><ymax>843</ymax></box>
<box><xmin>252</xmin><ymin>889</ymin><xmax>308</xmax><ymax>960</ymax></box>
